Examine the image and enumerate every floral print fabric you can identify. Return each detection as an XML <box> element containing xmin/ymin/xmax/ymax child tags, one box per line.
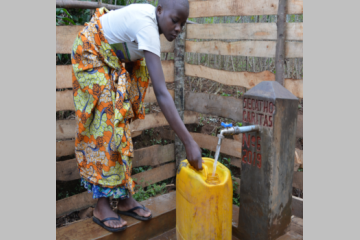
<box><xmin>71</xmin><ymin>8</ymin><xmax>150</xmax><ymax>195</ymax></box>
<box><xmin>81</xmin><ymin>177</ymin><xmax>130</xmax><ymax>199</ymax></box>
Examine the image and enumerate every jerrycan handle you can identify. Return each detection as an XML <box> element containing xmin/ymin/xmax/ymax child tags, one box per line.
<box><xmin>189</xmin><ymin>164</ymin><xmax>208</xmax><ymax>180</ymax></box>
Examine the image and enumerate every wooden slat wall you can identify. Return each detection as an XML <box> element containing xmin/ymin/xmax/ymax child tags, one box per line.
<box><xmin>159</xmin><ymin>129</ymin><xmax>242</xmax><ymax>158</ymax></box>
<box><xmin>56</xmin><ymin>26</ymin><xmax>174</xmax><ymax>54</ymax></box>
<box><xmin>186</xmin><ymin>41</ymin><xmax>303</xmax><ymax>58</ymax></box>
<box><xmin>56</xmin><ymin>87</ymin><xmax>175</xmax><ymax>112</ymax></box>
<box><xmin>56</xmin><ymin>120</ymin><xmax>77</xmax><ymax>140</ymax></box>
<box><xmin>57</xmin><ymin>140</ymin><xmax>75</xmax><ymax>157</ymax></box>
<box><xmin>133</xmin><ymin>144</ymin><xmax>174</xmax><ymax>168</ymax></box>
<box><xmin>56</xmin><ymin>111</ymin><xmax>199</xmax><ymax>140</ymax></box>
<box><xmin>184</xmin><ymin>91</ymin><xmax>303</xmax><ymax>138</ymax></box>
<box><xmin>187</xmin><ymin>23</ymin><xmax>303</xmax><ymax>41</ymax></box>
<box><xmin>56</xmin><ymin>65</ymin><xmax>73</xmax><ymax>89</ymax></box>
<box><xmin>57</xmin><ymin>144</ymin><xmax>175</xmax><ymax>181</ymax></box>
<box><xmin>56</xmin><ymin>129</ymin><xmax>141</xmax><ymax>158</ymax></box>
<box><xmin>185</xmin><ymin>91</ymin><xmax>243</xmax><ymax>122</ymax></box>
<box><xmin>56</xmin><ymin>61</ymin><xmax>175</xmax><ymax>89</ymax></box>
<box><xmin>185</xmin><ymin>63</ymin><xmax>303</xmax><ymax>98</ymax></box>
<box><xmin>129</xmin><ymin>111</ymin><xmax>199</xmax><ymax>132</ymax></box>
<box><xmin>56</xmin><ymin>191</ymin><xmax>97</xmax><ymax>218</ymax></box>
<box><xmin>188</xmin><ymin>0</ymin><xmax>303</xmax><ymax>18</ymax></box>
<box><xmin>132</xmin><ymin>162</ymin><xmax>176</xmax><ymax>188</ymax></box>
<box><xmin>144</xmin><ymin>87</ymin><xmax>175</xmax><ymax>104</ymax></box>
<box><xmin>56</xmin><ymin>90</ymin><xmax>74</xmax><ymax>112</ymax></box>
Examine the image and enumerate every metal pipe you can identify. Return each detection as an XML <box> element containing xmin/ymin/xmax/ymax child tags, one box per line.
<box><xmin>219</xmin><ymin>125</ymin><xmax>260</xmax><ymax>136</ymax></box>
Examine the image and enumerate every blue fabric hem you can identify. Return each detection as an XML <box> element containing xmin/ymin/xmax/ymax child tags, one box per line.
<box><xmin>81</xmin><ymin>178</ymin><xmax>130</xmax><ymax>199</ymax></box>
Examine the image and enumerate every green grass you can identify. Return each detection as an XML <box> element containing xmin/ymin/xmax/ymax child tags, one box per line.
<box><xmin>133</xmin><ymin>182</ymin><xmax>167</xmax><ymax>202</ymax></box>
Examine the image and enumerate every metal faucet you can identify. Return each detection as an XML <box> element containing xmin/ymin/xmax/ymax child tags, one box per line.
<box><xmin>212</xmin><ymin>122</ymin><xmax>261</xmax><ymax>176</ymax></box>
<box><xmin>216</xmin><ymin>122</ymin><xmax>261</xmax><ymax>146</ymax></box>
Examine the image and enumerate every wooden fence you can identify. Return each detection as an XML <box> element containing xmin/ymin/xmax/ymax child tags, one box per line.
<box><xmin>56</xmin><ymin>0</ymin><xmax>303</xmax><ymax>224</ymax></box>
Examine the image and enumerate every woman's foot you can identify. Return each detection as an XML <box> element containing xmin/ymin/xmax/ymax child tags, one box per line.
<box><xmin>93</xmin><ymin>197</ymin><xmax>127</xmax><ymax>229</ymax></box>
<box><xmin>117</xmin><ymin>195</ymin><xmax>152</xmax><ymax>218</ymax></box>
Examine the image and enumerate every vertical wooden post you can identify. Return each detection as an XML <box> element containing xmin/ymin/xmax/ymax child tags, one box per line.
<box><xmin>275</xmin><ymin>0</ymin><xmax>287</xmax><ymax>85</ymax></box>
<box><xmin>174</xmin><ymin>25</ymin><xmax>187</xmax><ymax>170</ymax></box>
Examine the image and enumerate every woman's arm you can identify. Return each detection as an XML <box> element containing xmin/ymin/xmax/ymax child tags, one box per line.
<box><xmin>143</xmin><ymin>50</ymin><xmax>203</xmax><ymax>170</ymax></box>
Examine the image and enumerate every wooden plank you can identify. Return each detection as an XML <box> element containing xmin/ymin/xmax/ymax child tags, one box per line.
<box><xmin>56</xmin><ymin>144</ymin><xmax>176</xmax><ymax>181</ymax></box>
<box><xmin>159</xmin><ymin>130</ymin><xmax>242</xmax><ymax>158</ymax></box>
<box><xmin>132</xmin><ymin>144</ymin><xmax>174</xmax><ymax>168</ymax></box>
<box><xmin>56</xmin><ymin>25</ymin><xmax>83</xmax><ymax>54</ymax></box>
<box><xmin>186</xmin><ymin>41</ymin><xmax>302</xmax><ymax>58</ymax></box>
<box><xmin>187</xmin><ymin>131</ymin><xmax>241</xmax><ymax>157</ymax></box>
<box><xmin>57</xmin><ymin>158</ymin><xmax>80</xmax><ymax>181</ymax></box>
<box><xmin>56</xmin><ymin>191</ymin><xmax>96</xmax><ymax>218</ymax></box>
<box><xmin>160</xmin><ymin>60</ymin><xmax>175</xmax><ymax>83</ymax></box>
<box><xmin>56</xmin><ymin>191</ymin><xmax>176</xmax><ymax>240</ymax></box>
<box><xmin>56</xmin><ymin>120</ymin><xmax>76</xmax><ymax>140</ymax></box>
<box><xmin>148</xmin><ymin>228</ymin><xmax>177</xmax><ymax>240</ymax></box>
<box><xmin>56</xmin><ymin>61</ymin><xmax>174</xmax><ymax>90</ymax></box>
<box><xmin>57</xmin><ymin>90</ymin><xmax>75</xmax><ymax>111</ymax></box>
<box><xmin>57</xmin><ymin>26</ymin><xmax>174</xmax><ymax>54</ymax></box>
<box><xmin>231</xmin><ymin>135</ymin><xmax>242</xmax><ymax>169</ymax></box>
<box><xmin>189</xmin><ymin>0</ymin><xmax>303</xmax><ymax>18</ymax></box>
<box><xmin>144</xmin><ymin>87</ymin><xmax>175</xmax><ymax>103</ymax></box>
<box><xmin>230</xmin><ymin>157</ymin><xmax>241</xmax><ymax>168</ymax></box>
<box><xmin>132</xmin><ymin>163</ymin><xmax>176</xmax><ymax>188</ymax></box>
<box><xmin>186</xmin><ymin>62</ymin><xmax>274</xmax><ymax>89</ymax></box>
<box><xmin>284</xmin><ymin>79</ymin><xmax>303</xmax><ymax>99</ymax></box>
<box><xmin>187</xmin><ymin>23</ymin><xmax>303</xmax><ymax>41</ymax></box>
<box><xmin>292</xmin><ymin>171</ymin><xmax>303</xmax><ymax>191</ymax></box>
<box><xmin>56</xmin><ymin>65</ymin><xmax>73</xmax><ymax>89</ymax></box>
<box><xmin>185</xmin><ymin>63</ymin><xmax>303</xmax><ymax>98</ymax></box>
<box><xmin>291</xmin><ymin>196</ymin><xmax>303</xmax><ymax>218</ymax></box>
<box><xmin>57</xmin><ymin>140</ymin><xmax>75</xmax><ymax>157</ymax></box>
<box><xmin>132</xmin><ymin>130</ymin><xmax>142</xmax><ymax>138</ymax></box>
<box><xmin>185</xmin><ymin>91</ymin><xmax>243</xmax><ymax>122</ymax></box>
<box><xmin>160</xmin><ymin>34</ymin><xmax>175</xmax><ymax>53</ymax></box>
<box><xmin>130</xmin><ymin>111</ymin><xmax>199</xmax><ymax>132</ymax></box>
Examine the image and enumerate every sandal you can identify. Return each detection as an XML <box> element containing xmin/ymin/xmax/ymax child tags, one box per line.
<box><xmin>92</xmin><ymin>215</ymin><xmax>127</xmax><ymax>232</ymax></box>
<box><xmin>117</xmin><ymin>205</ymin><xmax>152</xmax><ymax>221</ymax></box>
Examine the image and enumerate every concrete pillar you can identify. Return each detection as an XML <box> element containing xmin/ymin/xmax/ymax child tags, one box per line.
<box><xmin>238</xmin><ymin>81</ymin><xmax>299</xmax><ymax>240</ymax></box>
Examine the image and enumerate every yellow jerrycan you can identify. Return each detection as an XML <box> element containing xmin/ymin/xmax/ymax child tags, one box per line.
<box><xmin>176</xmin><ymin>157</ymin><xmax>233</xmax><ymax>240</ymax></box>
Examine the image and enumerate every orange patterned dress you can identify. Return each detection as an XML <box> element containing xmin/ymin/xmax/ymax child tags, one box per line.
<box><xmin>71</xmin><ymin>8</ymin><xmax>149</xmax><ymax>198</ymax></box>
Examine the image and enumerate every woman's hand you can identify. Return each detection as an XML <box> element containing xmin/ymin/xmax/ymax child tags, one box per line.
<box><xmin>185</xmin><ymin>140</ymin><xmax>203</xmax><ymax>170</ymax></box>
